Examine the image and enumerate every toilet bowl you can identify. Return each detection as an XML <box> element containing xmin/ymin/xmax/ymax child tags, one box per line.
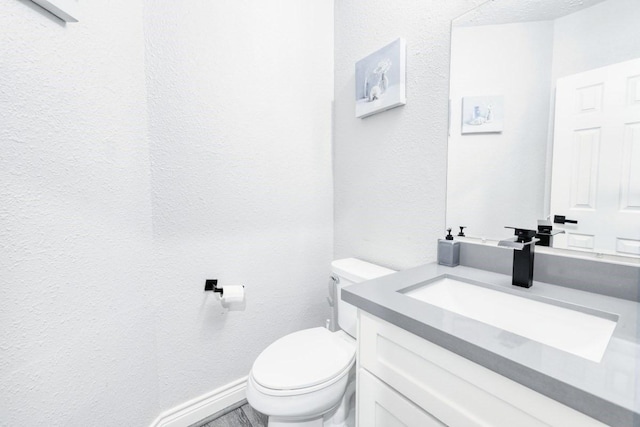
<box><xmin>246</xmin><ymin>258</ymin><xmax>395</xmax><ymax>427</ymax></box>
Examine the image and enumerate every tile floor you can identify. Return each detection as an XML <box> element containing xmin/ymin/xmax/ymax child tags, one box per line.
<box><xmin>194</xmin><ymin>402</ymin><xmax>268</xmax><ymax>427</ymax></box>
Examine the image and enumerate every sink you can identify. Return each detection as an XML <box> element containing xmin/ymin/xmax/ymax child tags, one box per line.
<box><xmin>402</xmin><ymin>276</ymin><xmax>617</xmax><ymax>363</ymax></box>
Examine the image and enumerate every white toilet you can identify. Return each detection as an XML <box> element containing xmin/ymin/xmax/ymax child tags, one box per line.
<box><xmin>246</xmin><ymin>258</ymin><xmax>395</xmax><ymax>427</ymax></box>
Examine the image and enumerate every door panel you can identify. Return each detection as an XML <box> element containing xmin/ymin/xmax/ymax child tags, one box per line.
<box><xmin>550</xmin><ymin>58</ymin><xmax>640</xmax><ymax>256</ymax></box>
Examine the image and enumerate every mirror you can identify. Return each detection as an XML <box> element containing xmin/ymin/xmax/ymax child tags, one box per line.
<box><xmin>446</xmin><ymin>0</ymin><xmax>640</xmax><ymax>258</ymax></box>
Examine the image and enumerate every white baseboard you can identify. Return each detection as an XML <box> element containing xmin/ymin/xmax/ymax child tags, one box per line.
<box><xmin>150</xmin><ymin>376</ymin><xmax>248</xmax><ymax>427</ymax></box>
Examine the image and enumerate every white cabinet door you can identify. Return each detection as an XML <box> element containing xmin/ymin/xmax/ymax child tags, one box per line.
<box><xmin>550</xmin><ymin>58</ymin><xmax>640</xmax><ymax>256</ymax></box>
<box><xmin>358</xmin><ymin>311</ymin><xmax>607</xmax><ymax>427</ymax></box>
<box><xmin>358</xmin><ymin>369</ymin><xmax>446</xmax><ymax>427</ymax></box>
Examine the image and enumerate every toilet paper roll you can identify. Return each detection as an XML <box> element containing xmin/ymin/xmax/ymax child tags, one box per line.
<box><xmin>220</xmin><ymin>285</ymin><xmax>245</xmax><ymax>304</ymax></box>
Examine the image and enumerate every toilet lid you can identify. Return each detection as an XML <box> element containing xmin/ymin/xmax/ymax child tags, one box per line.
<box><xmin>251</xmin><ymin>328</ymin><xmax>356</xmax><ymax>391</ymax></box>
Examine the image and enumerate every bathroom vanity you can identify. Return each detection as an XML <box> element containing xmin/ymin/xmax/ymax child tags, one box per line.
<box><xmin>343</xmin><ymin>263</ymin><xmax>640</xmax><ymax>427</ymax></box>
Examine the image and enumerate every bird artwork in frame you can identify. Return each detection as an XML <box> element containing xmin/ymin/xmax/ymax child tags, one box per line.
<box><xmin>461</xmin><ymin>95</ymin><xmax>504</xmax><ymax>134</ymax></box>
<box><xmin>355</xmin><ymin>38</ymin><xmax>407</xmax><ymax>119</ymax></box>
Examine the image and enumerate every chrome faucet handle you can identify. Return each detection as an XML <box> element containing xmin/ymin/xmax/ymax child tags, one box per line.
<box><xmin>498</xmin><ymin>236</ymin><xmax>540</xmax><ymax>250</ymax></box>
<box><xmin>535</xmin><ymin>230</ymin><xmax>565</xmax><ymax>236</ymax></box>
<box><xmin>499</xmin><ymin>227</ymin><xmax>540</xmax><ymax>250</ymax></box>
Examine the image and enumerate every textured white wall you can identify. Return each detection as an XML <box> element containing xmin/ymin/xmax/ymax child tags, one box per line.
<box><xmin>333</xmin><ymin>0</ymin><xmax>480</xmax><ymax>270</ymax></box>
<box><xmin>0</xmin><ymin>1</ymin><xmax>158</xmax><ymax>426</ymax></box>
<box><xmin>447</xmin><ymin>22</ymin><xmax>554</xmax><ymax>240</ymax></box>
<box><xmin>1</xmin><ymin>0</ymin><xmax>333</xmax><ymax>425</ymax></box>
<box><xmin>143</xmin><ymin>0</ymin><xmax>334</xmax><ymax>416</ymax></box>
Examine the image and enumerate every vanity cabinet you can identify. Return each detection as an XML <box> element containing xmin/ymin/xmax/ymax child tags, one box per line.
<box><xmin>356</xmin><ymin>311</ymin><xmax>607</xmax><ymax>427</ymax></box>
<box><xmin>359</xmin><ymin>369</ymin><xmax>445</xmax><ymax>426</ymax></box>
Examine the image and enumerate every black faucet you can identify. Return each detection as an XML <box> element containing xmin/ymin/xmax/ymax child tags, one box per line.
<box><xmin>535</xmin><ymin>219</ymin><xmax>565</xmax><ymax>247</ymax></box>
<box><xmin>498</xmin><ymin>227</ymin><xmax>539</xmax><ymax>288</ymax></box>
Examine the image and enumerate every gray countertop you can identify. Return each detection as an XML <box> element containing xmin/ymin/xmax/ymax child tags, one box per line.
<box><xmin>342</xmin><ymin>263</ymin><xmax>640</xmax><ymax>427</ymax></box>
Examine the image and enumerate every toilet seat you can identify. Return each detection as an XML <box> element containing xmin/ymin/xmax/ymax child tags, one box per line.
<box><xmin>250</xmin><ymin>328</ymin><xmax>356</xmax><ymax>396</ymax></box>
<box><xmin>250</xmin><ymin>359</ymin><xmax>352</xmax><ymax>397</ymax></box>
<box><xmin>246</xmin><ymin>370</ymin><xmax>351</xmax><ymax>420</ymax></box>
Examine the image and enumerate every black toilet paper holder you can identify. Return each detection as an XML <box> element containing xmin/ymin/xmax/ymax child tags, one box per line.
<box><xmin>204</xmin><ymin>279</ymin><xmax>224</xmax><ymax>295</ymax></box>
<box><xmin>204</xmin><ymin>279</ymin><xmax>244</xmax><ymax>295</ymax></box>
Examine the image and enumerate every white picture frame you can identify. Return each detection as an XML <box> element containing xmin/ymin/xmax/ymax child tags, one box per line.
<box><xmin>31</xmin><ymin>0</ymin><xmax>79</xmax><ymax>22</ymax></box>
<box><xmin>355</xmin><ymin>38</ymin><xmax>407</xmax><ymax>119</ymax></box>
<box><xmin>461</xmin><ymin>95</ymin><xmax>504</xmax><ymax>134</ymax></box>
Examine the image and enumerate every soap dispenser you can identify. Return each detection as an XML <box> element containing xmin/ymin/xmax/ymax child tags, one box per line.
<box><xmin>438</xmin><ymin>228</ymin><xmax>460</xmax><ymax>267</ymax></box>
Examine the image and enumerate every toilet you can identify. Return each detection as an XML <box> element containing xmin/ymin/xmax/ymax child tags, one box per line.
<box><xmin>246</xmin><ymin>258</ymin><xmax>395</xmax><ymax>427</ymax></box>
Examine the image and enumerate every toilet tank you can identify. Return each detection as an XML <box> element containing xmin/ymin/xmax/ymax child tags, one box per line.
<box><xmin>331</xmin><ymin>258</ymin><xmax>395</xmax><ymax>337</ymax></box>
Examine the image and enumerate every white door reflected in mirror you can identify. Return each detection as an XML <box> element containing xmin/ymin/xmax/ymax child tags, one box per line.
<box><xmin>550</xmin><ymin>58</ymin><xmax>640</xmax><ymax>256</ymax></box>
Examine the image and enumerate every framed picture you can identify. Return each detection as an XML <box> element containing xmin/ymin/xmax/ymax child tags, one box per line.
<box><xmin>461</xmin><ymin>95</ymin><xmax>504</xmax><ymax>134</ymax></box>
<box><xmin>355</xmin><ymin>38</ymin><xmax>406</xmax><ymax>119</ymax></box>
<box><xmin>31</xmin><ymin>0</ymin><xmax>79</xmax><ymax>22</ymax></box>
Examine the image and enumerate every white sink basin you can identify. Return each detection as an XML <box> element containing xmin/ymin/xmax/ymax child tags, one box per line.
<box><xmin>403</xmin><ymin>276</ymin><xmax>617</xmax><ymax>363</ymax></box>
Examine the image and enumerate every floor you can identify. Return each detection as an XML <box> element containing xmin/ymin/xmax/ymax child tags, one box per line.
<box><xmin>194</xmin><ymin>402</ymin><xmax>268</xmax><ymax>427</ymax></box>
